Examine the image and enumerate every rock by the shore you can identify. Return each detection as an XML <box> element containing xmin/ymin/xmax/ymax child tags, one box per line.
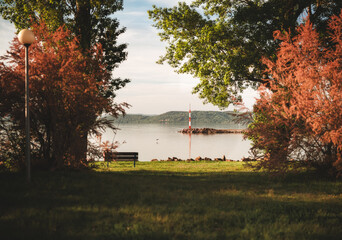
<box><xmin>178</xmin><ymin>128</ymin><xmax>245</xmax><ymax>134</ymax></box>
<box><xmin>242</xmin><ymin>157</ymin><xmax>257</xmax><ymax>162</ymax></box>
<box><xmin>150</xmin><ymin>156</ymin><xmax>238</xmax><ymax>162</ymax></box>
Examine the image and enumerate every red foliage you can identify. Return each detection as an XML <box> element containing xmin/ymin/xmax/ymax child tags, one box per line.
<box><xmin>245</xmin><ymin>11</ymin><xmax>342</xmax><ymax>177</ymax></box>
<box><xmin>0</xmin><ymin>22</ymin><xmax>128</xmax><ymax>169</ymax></box>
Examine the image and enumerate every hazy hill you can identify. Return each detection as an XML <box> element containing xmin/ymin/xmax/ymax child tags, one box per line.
<box><xmin>110</xmin><ymin>111</ymin><xmax>250</xmax><ymax>125</ymax></box>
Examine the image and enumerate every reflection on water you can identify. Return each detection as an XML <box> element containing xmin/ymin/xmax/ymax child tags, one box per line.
<box><xmin>98</xmin><ymin>123</ymin><xmax>252</xmax><ymax>162</ymax></box>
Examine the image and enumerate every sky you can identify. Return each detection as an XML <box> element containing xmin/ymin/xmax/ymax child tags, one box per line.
<box><xmin>0</xmin><ymin>0</ymin><xmax>258</xmax><ymax>115</ymax></box>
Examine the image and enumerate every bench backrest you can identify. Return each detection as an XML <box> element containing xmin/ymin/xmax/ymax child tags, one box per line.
<box><xmin>114</xmin><ymin>152</ymin><xmax>138</xmax><ymax>161</ymax></box>
<box><xmin>104</xmin><ymin>151</ymin><xmax>138</xmax><ymax>162</ymax></box>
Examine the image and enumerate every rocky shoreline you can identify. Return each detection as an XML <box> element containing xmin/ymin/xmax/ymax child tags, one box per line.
<box><xmin>178</xmin><ymin>128</ymin><xmax>245</xmax><ymax>134</ymax></box>
<box><xmin>150</xmin><ymin>156</ymin><xmax>255</xmax><ymax>162</ymax></box>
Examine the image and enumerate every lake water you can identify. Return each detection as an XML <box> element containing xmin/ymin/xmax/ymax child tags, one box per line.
<box><xmin>98</xmin><ymin>123</ymin><xmax>252</xmax><ymax>162</ymax></box>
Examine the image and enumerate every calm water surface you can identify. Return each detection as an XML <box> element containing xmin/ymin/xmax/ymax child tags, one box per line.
<box><xmin>99</xmin><ymin>123</ymin><xmax>252</xmax><ymax>161</ymax></box>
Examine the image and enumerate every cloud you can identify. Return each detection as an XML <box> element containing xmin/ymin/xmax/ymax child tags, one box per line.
<box><xmin>114</xmin><ymin>14</ymin><xmax>182</xmax><ymax>85</ymax></box>
<box><xmin>115</xmin><ymin>80</ymin><xmax>257</xmax><ymax>115</ymax></box>
<box><xmin>145</xmin><ymin>0</ymin><xmax>194</xmax><ymax>7</ymax></box>
<box><xmin>0</xmin><ymin>19</ymin><xmax>16</xmax><ymax>56</ymax></box>
<box><xmin>121</xmin><ymin>11</ymin><xmax>147</xmax><ymax>17</ymax></box>
<box><xmin>115</xmin><ymin>82</ymin><xmax>222</xmax><ymax>115</ymax></box>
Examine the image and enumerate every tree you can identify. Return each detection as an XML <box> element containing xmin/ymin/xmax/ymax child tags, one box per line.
<box><xmin>0</xmin><ymin>22</ymin><xmax>127</xmax><ymax>169</ymax></box>
<box><xmin>245</xmin><ymin>11</ymin><xmax>342</xmax><ymax>177</ymax></box>
<box><xmin>148</xmin><ymin>0</ymin><xmax>342</xmax><ymax>108</ymax></box>
<box><xmin>0</xmin><ymin>0</ymin><xmax>128</xmax><ymax>73</ymax></box>
<box><xmin>0</xmin><ymin>0</ymin><xmax>129</xmax><ymax>162</ymax></box>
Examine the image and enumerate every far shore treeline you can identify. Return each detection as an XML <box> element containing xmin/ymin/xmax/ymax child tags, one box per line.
<box><xmin>107</xmin><ymin>111</ymin><xmax>251</xmax><ymax>125</ymax></box>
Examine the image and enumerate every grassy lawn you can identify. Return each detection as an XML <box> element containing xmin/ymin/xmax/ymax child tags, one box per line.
<box><xmin>0</xmin><ymin>161</ymin><xmax>341</xmax><ymax>239</ymax></box>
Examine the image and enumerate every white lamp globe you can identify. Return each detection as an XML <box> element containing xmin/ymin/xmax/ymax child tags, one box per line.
<box><xmin>18</xmin><ymin>29</ymin><xmax>35</xmax><ymax>45</ymax></box>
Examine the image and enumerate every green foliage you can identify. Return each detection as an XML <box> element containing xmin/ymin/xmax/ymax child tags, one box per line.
<box><xmin>148</xmin><ymin>0</ymin><xmax>342</xmax><ymax>108</ymax></box>
<box><xmin>0</xmin><ymin>0</ymin><xmax>129</xmax><ymax>96</ymax></box>
<box><xmin>1</xmin><ymin>162</ymin><xmax>341</xmax><ymax>239</ymax></box>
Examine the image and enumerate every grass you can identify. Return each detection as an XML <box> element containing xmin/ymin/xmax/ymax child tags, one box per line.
<box><xmin>0</xmin><ymin>161</ymin><xmax>341</xmax><ymax>239</ymax></box>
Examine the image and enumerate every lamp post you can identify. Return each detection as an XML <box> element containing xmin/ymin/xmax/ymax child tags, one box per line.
<box><xmin>18</xmin><ymin>29</ymin><xmax>35</xmax><ymax>183</ymax></box>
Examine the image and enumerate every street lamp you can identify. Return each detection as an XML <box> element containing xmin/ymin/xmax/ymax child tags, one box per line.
<box><xmin>18</xmin><ymin>29</ymin><xmax>35</xmax><ymax>183</ymax></box>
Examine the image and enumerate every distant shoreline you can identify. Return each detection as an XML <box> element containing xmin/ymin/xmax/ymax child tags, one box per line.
<box><xmin>108</xmin><ymin>110</ymin><xmax>251</xmax><ymax>125</ymax></box>
<box><xmin>178</xmin><ymin>128</ymin><xmax>245</xmax><ymax>134</ymax></box>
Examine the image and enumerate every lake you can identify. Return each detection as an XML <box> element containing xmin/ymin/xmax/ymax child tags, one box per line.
<box><xmin>97</xmin><ymin>123</ymin><xmax>252</xmax><ymax>162</ymax></box>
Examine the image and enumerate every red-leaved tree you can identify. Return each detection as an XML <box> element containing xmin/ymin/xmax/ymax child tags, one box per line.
<box><xmin>0</xmin><ymin>22</ymin><xmax>128</xmax><ymax>169</ymax></box>
<box><xmin>245</xmin><ymin>11</ymin><xmax>342</xmax><ymax>177</ymax></box>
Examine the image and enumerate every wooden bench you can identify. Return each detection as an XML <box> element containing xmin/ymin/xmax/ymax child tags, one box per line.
<box><xmin>104</xmin><ymin>151</ymin><xmax>138</xmax><ymax>167</ymax></box>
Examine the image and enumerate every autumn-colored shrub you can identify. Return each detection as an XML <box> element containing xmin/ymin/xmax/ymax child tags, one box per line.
<box><xmin>0</xmin><ymin>22</ymin><xmax>127</xmax><ymax>170</ymax></box>
<box><xmin>245</xmin><ymin>11</ymin><xmax>342</xmax><ymax>177</ymax></box>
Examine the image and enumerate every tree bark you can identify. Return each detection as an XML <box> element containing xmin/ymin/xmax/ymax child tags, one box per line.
<box><xmin>74</xmin><ymin>0</ymin><xmax>92</xmax><ymax>164</ymax></box>
<box><xmin>75</xmin><ymin>0</ymin><xmax>91</xmax><ymax>51</ymax></box>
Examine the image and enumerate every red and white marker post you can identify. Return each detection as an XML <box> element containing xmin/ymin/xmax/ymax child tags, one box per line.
<box><xmin>189</xmin><ymin>104</ymin><xmax>191</xmax><ymax>130</ymax></box>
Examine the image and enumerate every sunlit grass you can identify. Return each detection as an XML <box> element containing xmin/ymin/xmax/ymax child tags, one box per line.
<box><xmin>94</xmin><ymin>161</ymin><xmax>248</xmax><ymax>174</ymax></box>
<box><xmin>0</xmin><ymin>161</ymin><xmax>341</xmax><ymax>239</ymax></box>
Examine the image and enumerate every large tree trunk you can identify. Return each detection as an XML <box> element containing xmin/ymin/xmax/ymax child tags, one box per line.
<box><xmin>73</xmin><ymin>0</ymin><xmax>92</xmax><ymax>164</ymax></box>
<box><xmin>75</xmin><ymin>0</ymin><xmax>91</xmax><ymax>51</ymax></box>
<box><xmin>68</xmin><ymin>129</ymin><xmax>88</xmax><ymax>168</ymax></box>
<box><xmin>51</xmin><ymin>124</ymin><xmax>67</xmax><ymax>170</ymax></box>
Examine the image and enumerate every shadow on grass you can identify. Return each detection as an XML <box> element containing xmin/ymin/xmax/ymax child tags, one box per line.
<box><xmin>0</xmin><ymin>168</ymin><xmax>341</xmax><ymax>240</ymax></box>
